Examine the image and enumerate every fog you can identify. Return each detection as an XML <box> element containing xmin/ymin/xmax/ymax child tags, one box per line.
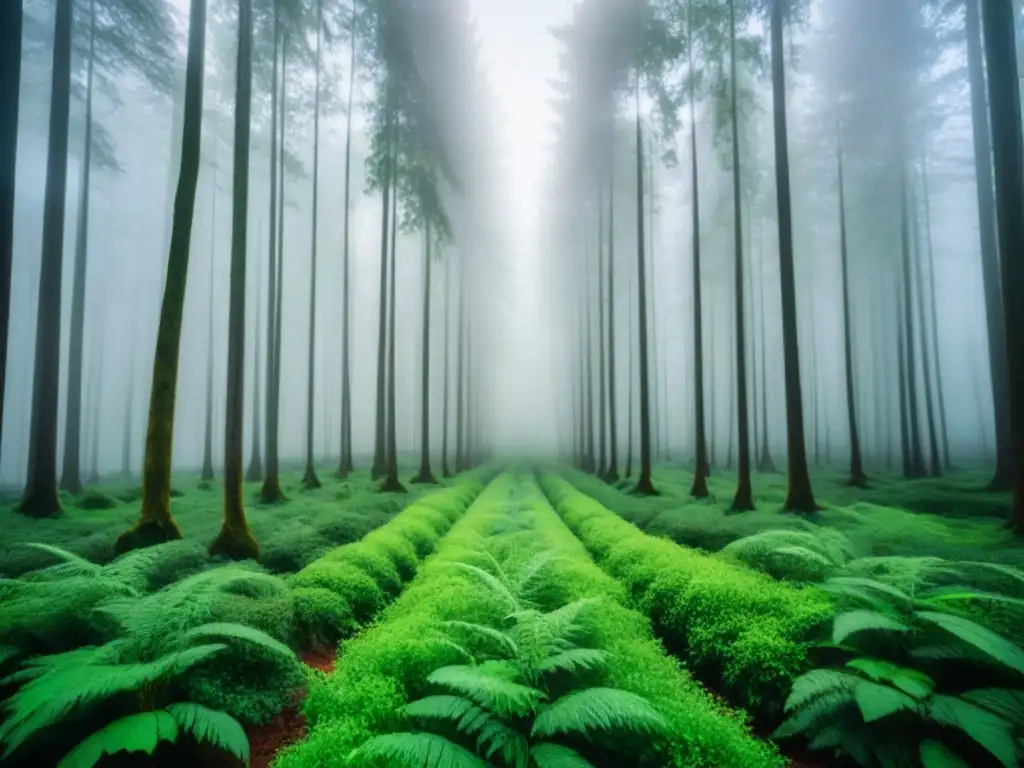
<box><xmin>2</xmin><ymin>0</ymin><xmax>1021</xmax><ymax>514</ymax></box>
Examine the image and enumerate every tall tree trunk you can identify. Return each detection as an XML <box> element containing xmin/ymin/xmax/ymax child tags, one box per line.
<box><xmin>302</xmin><ymin>1</ymin><xmax>323</xmax><ymax>491</ymax></box>
<box><xmin>633</xmin><ymin>77</ymin><xmax>657</xmax><ymax>496</ymax></box>
<box><xmin>338</xmin><ymin>3</ymin><xmax>357</xmax><ymax>478</ymax></box>
<box><xmin>757</xmin><ymin>218</ymin><xmax>775</xmax><ymax>472</ymax></box>
<box><xmin>61</xmin><ymin>0</ymin><xmax>97</xmax><ymax>495</ymax></box>
<box><xmin>382</xmin><ymin>147</ymin><xmax>404</xmax><ymax>493</ymax></box>
<box><xmin>86</xmin><ymin>332</ymin><xmax>104</xmax><ymax>485</ymax></box>
<box><xmin>729</xmin><ymin>0</ymin><xmax>754</xmax><ymax>512</ymax></box>
<box><xmin>19</xmin><ymin>0</ymin><xmax>74</xmax><ymax>518</ymax></box>
<box><xmin>606</xmin><ymin>152</ymin><xmax>619</xmax><ymax>481</ymax></box>
<box><xmin>454</xmin><ymin>269</ymin><xmax>466</xmax><ymax>472</ymax></box>
<box><xmin>260</xmin><ymin>4</ymin><xmax>284</xmax><ymax>502</ymax></box>
<box><xmin>911</xmin><ymin>171</ymin><xmax>942</xmax><ymax>478</ymax></box>
<box><xmin>965</xmin><ymin>0</ymin><xmax>1012</xmax><ymax>491</ymax></box>
<box><xmin>413</xmin><ymin>223</ymin><xmax>438</xmax><ymax>484</ymax></box>
<box><xmin>201</xmin><ymin>164</ymin><xmax>218</xmax><ymax>483</ymax></box>
<box><xmin>980</xmin><ymin>0</ymin><xmax>1024</xmax><ymax>534</ymax></box>
<box><xmin>689</xmin><ymin>3</ymin><xmax>709</xmax><ymax>495</ymax></box>
<box><xmin>646</xmin><ymin>137</ymin><xmax>663</xmax><ymax>463</ymax></box>
<box><xmin>896</xmin><ymin>280</ymin><xmax>912</xmax><ymax>477</ymax></box>
<box><xmin>768</xmin><ymin>0</ymin><xmax>817</xmax><ymax>511</ymax></box>
<box><xmin>900</xmin><ymin>161</ymin><xmax>926</xmax><ymax>478</ymax></box>
<box><xmin>0</xmin><ymin>0</ymin><xmax>22</xmax><ymax>470</ymax></box>
<box><xmin>211</xmin><ymin>0</ymin><xmax>257</xmax><ymax>561</ymax></box>
<box><xmin>372</xmin><ymin>93</ymin><xmax>392</xmax><ymax>481</ymax></box>
<box><xmin>272</xmin><ymin>55</ymin><xmax>285</xmax><ymax>479</ymax></box>
<box><xmin>122</xmin><ymin>350</ymin><xmax>134</xmax><ymax>477</ymax></box>
<box><xmin>113</xmin><ymin>0</ymin><xmax>206</xmax><ymax>545</ymax></box>
<box><xmin>597</xmin><ymin>190</ymin><xmax>607</xmax><ymax>477</ymax></box>
<box><xmin>441</xmin><ymin>255</ymin><xmax>452</xmax><ymax>477</ymax></box>
<box><xmin>584</xmin><ymin>251</ymin><xmax>595</xmax><ymax>473</ymax></box>
<box><xmin>837</xmin><ymin>127</ymin><xmax>867</xmax><ymax>486</ymax></box>
<box><xmin>625</xmin><ymin>282</ymin><xmax>634</xmax><ymax>479</ymax></box>
<box><xmin>245</xmin><ymin>235</ymin><xmax>263</xmax><ymax>482</ymax></box>
<box><xmin>920</xmin><ymin>158</ymin><xmax>950</xmax><ymax>471</ymax></box>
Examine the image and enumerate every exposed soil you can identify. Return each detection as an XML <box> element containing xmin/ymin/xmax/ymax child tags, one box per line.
<box><xmin>245</xmin><ymin>645</ymin><xmax>337</xmax><ymax>768</ymax></box>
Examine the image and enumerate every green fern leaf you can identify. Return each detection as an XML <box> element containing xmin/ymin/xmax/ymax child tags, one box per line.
<box><xmin>919</xmin><ymin>739</ymin><xmax>972</xmax><ymax>768</ymax></box>
<box><xmin>833</xmin><ymin>610</ymin><xmax>909</xmax><ymax>644</ymax></box>
<box><xmin>22</xmin><ymin>544</ymin><xmax>103</xmax><ymax>576</ymax></box>
<box><xmin>0</xmin><ymin>643</ymin><xmax>227</xmax><ymax>756</ymax></box>
<box><xmin>531</xmin><ymin>687</ymin><xmax>666</xmax><ymax>740</ymax></box>
<box><xmin>845</xmin><ymin>659</ymin><xmax>934</xmax><ymax>699</ymax></box>
<box><xmin>442</xmin><ymin>621</ymin><xmax>519</xmax><ymax>657</ymax></box>
<box><xmin>350</xmin><ymin>732</ymin><xmax>488</xmax><ymax>767</ymax></box>
<box><xmin>167</xmin><ymin>702</ymin><xmax>249</xmax><ymax>763</ymax></box>
<box><xmin>182</xmin><ymin>622</ymin><xmax>294</xmax><ymax>659</ymax></box>
<box><xmin>819</xmin><ymin>582</ymin><xmax>895</xmax><ymax>613</ymax></box>
<box><xmin>428</xmin><ymin>665</ymin><xmax>544</xmax><ymax>718</ymax></box>
<box><xmin>57</xmin><ymin>710</ymin><xmax>179</xmax><ymax>768</ymax></box>
<box><xmin>784</xmin><ymin>669</ymin><xmax>860</xmax><ymax>713</ymax></box>
<box><xmin>806</xmin><ymin>726</ymin><xmax>842</xmax><ymax>750</ymax></box>
<box><xmin>845</xmin><ymin>658</ymin><xmax>899</xmax><ymax>682</ymax></box>
<box><xmin>922</xmin><ymin>587</ymin><xmax>1024</xmax><ymax>610</ymax></box>
<box><xmin>515</xmin><ymin>551</ymin><xmax>564</xmax><ymax>594</ymax></box>
<box><xmin>956</xmin><ymin>562</ymin><xmax>1024</xmax><ymax>589</ymax></box>
<box><xmin>928</xmin><ymin>695</ymin><xmax>1017</xmax><ymax>768</ymax></box>
<box><xmin>476</xmin><ymin>720</ymin><xmax>528</xmax><ymax>768</ymax></box>
<box><xmin>823</xmin><ymin>577</ymin><xmax>913</xmax><ymax>606</ymax></box>
<box><xmin>405</xmin><ymin>694</ymin><xmax>478</xmax><ymax>724</ymax></box>
<box><xmin>916</xmin><ymin>611</ymin><xmax>1024</xmax><ymax>675</ymax></box>
<box><xmin>961</xmin><ymin>689</ymin><xmax>1024</xmax><ymax>723</ymax></box>
<box><xmin>531</xmin><ymin>742</ymin><xmax>595</xmax><ymax>768</ymax></box>
<box><xmin>450</xmin><ymin>563</ymin><xmax>519</xmax><ymax>611</ymax></box>
<box><xmin>852</xmin><ymin>680</ymin><xmax>918</xmax><ymax>723</ymax></box>
<box><xmin>534</xmin><ymin>648</ymin><xmax>608</xmax><ymax>676</ymax></box>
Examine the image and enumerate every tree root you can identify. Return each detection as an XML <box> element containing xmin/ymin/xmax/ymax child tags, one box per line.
<box><xmin>114</xmin><ymin>518</ymin><xmax>183</xmax><ymax>555</ymax></box>
<box><xmin>209</xmin><ymin>524</ymin><xmax>260</xmax><ymax>561</ymax></box>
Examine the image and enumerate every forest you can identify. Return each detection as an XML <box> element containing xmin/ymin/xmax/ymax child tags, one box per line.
<box><xmin>0</xmin><ymin>0</ymin><xmax>1023</xmax><ymax>766</ymax></box>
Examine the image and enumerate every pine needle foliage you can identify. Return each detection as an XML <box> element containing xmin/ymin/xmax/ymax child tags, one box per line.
<box><xmin>0</xmin><ymin>560</ymin><xmax>296</xmax><ymax>766</ymax></box>
<box><xmin>350</xmin><ymin>542</ymin><xmax>666</xmax><ymax>767</ymax></box>
<box><xmin>774</xmin><ymin>570</ymin><xmax>1024</xmax><ymax>767</ymax></box>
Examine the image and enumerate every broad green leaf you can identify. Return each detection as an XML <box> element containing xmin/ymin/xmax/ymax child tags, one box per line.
<box><xmin>58</xmin><ymin>711</ymin><xmax>178</xmax><ymax>768</ymax></box>
<box><xmin>928</xmin><ymin>695</ymin><xmax>1017</xmax><ymax>768</ymax></box>
<box><xmin>919</xmin><ymin>739</ymin><xmax>971</xmax><ymax>768</ymax></box>
<box><xmin>916</xmin><ymin>611</ymin><xmax>1024</xmax><ymax>675</ymax></box>
<box><xmin>833</xmin><ymin>610</ymin><xmax>909</xmax><ymax>644</ymax></box>
<box><xmin>531</xmin><ymin>742</ymin><xmax>595</xmax><ymax>768</ymax></box>
<box><xmin>853</xmin><ymin>680</ymin><xmax>918</xmax><ymax>723</ymax></box>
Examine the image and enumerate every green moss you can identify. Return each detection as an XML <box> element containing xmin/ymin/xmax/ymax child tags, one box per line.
<box><xmin>75</xmin><ymin>491</ymin><xmax>118</xmax><ymax>511</ymax></box>
<box><xmin>291</xmin><ymin>587</ymin><xmax>359</xmax><ymax>647</ymax></box>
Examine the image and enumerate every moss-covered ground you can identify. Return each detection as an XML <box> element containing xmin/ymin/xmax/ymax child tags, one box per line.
<box><xmin>0</xmin><ymin>463</ymin><xmax>1020</xmax><ymax>768</ymax></box>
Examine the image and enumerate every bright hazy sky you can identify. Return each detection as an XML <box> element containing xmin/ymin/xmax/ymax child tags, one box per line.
<box><xmin>470</xmin><ymin>0</ymin><xmax>576</xmax><ymax>451</ymax></box>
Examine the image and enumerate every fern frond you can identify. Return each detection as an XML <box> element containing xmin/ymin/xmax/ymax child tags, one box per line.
<box><xmin>918</xmin><ymin>739</ymin><xmax>971</xmax><ymax>768</ymax></box>
<box><xmin>0</xmin><ymin>643</ymin><xmax>227</xmax><ymax>756</ymax></box>
<box><xmin>845</xmin><ymin>659</ymin><xmax>934</xmax><ymax>699</ymax></box>
<box><xmin>428</xmin><ymin>638</ymin><xmax>477</xmax><ymax>665</ymax></box>
<box><xmin>784</xmin><ymin>669</ymin><xmax>860</xmax><ymax>713</ymax></box>
<box><xmin>350</xmin><ymin>732</ymin><xmax>488</xmax><ymax>767</ymax></box>
<box><xmin>515</xmin><ymin>550</ymin><xmax>564</xmax><ymax>595</ymax></box>
<box><xmin>922</xmin><ymin>587</ymin><xmax>1024</xmax><ymax>610</ymax></box>
<box><xmin>961</xmin><ymin>689</ymin><xmax>1024</xmax><ymax>723</ymax></box>
<box><xmin>476</xmin><ymin>719</ymin><xmax>528</xmax><ymax>767</ymax></box>
<box><xmin>57</xmin><ymin>710</ymin><xmax>179</xmax><ymax>768</ymax></box>
<box><xmin>852</xmin><ymin>680</ymin><xmax>918</xmax><ymax>723</ymax></box>
<box><xmin>182</xmin><ymin>622</ymin><xmax>295</xmax><ymax>659</ymax></box>
<box><xmin>405</xmin><ymin>694</ymin><xmax>479</xmax><ymax>725</ymax></box>
<box><xmin>773</xmin><ymin>687</ymin><xmax>857</xmax><ymax>740</ymax></box>
<box><xmin>531</xmin><ymin>742</ymin><xmax>595</xmax><ymax>768</ymax></box>
<box><xmin>450</xmin><ymin>563</ymin><xmax>519</xmax><ymax>612</ymax></box>
<box><xmin>167</xmin><ymin>702</ymin><xmax>249</xmax><ymax>763</ymax></box>
<box><xmin>833</xmin><ymin>610</ymin><xmax>909</xmax><ymax>644</ymax></box>
<box><xmin>928</xmin><ymin>694</ymin><xmax>1018</xmax><ymax>768</ymax></box>
<box><xmin>955</xmin><ymin>562</ymin><xmax>1024</xmax><ymax>589</ymax></box>
<box><xmin>531</xmin><ymin>687</ymin><xmax>666</xmax><ymax>740</ymax></box>
<box><xmin>442</xmin><ymin>621</ymin><xmax>519</xmax><ymax>657</ymax></box>
<box><xmin>427</xmin><ymin>665</ymin><xmax>544</xmax><ymax>718</ymax></box>
<box><xmin>825</xmin><ymin>576</ymin><xmax>912</xmax><ymax>605</ymax></box>
<box><xmin>534</xmin><ymin>648</ymin><xmax>608</xmax><ymax>677</ymax></box>
<box><xmin>22</xmin><ymin>544</ymin><xmax>104</xmax><ymax>578</ymax></box>
<box><xmin>916</xmin><ymin>611</ymin><xmax>1024</xmax><ymax>675</ymax></box>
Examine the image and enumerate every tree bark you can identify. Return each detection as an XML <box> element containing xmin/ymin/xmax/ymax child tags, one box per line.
<box><xmin>965</xmin><ymin>0</ymin><xmax>1012</xmax><ymax>491</ymax></box>
<box><xmin>441</xmin><ymin>255</ymin><xmax>452</xmax><ymax>477</ymax></box>
<box><xmin>728</xmin><ymin>0</ymin><xmax>754</xmax><ymax>512</ymax></box>
<box><xmin>61</xmin><ymin>0</ymin><xmax>97</xmax><ymax>495</ymax></box>
<box><xmin>260</xmin><ymin>3</ymin><xmax>284</xmax><ymax>502</ymax></box>
<box><xmin>979</xmin><ymin>0</ymin><xmax>1024</xmax><ymax>534</ymax></box>
<box><xmin>605</xmin><ymin>150</ymin><xmax>619</xmax><ymax>481</ymax></box>
<box><xmin>245</xmin><ymin>237</ymin><xmax>263</xmax><ymax>482</ymax></box>
<box><xmin>597</xmin><ymin>189</ymin><xmax>607</xmax><ymax>477</ymax></box>
<box><xmin>625</xmin><ymin>281</ymin><xmax>634</xmax><ymax>479</ymax></box>
<box><xmin>413</xmin><ymin>224</ymin><xmax>437</xmax><ymax>484</ymax></box>
<box><xmin>302</xmin><ymin>0</ymin><xmax>323</xmax><ymax>491</ymax></box>
<box><xmin>372</xmin><ymin>90</ymin><xmax>392</xmax><ymax>481</ymax></box>
<box><xmin>920</xmin><ymin>157</ymin><xmax>950</xmax><ymax>471</ymax></box>
<box><xmin>338</xmin><ymin>2</ymin><xmax>357</xmax><ymax>478</ymax></box>
<box><xmin>911</xmin><ymin>169</ymin><xmax>942</xmax><ymax>478</ymax></box>
<box><xmin>113</xmin><ymin>0</ymin><xmax>206</xmax><ymax>544</ymax></box>
<box><xmin>836</xmin><ymin>126</ymin><xmax>867</xmax><ymax>487</ymax></box>
<box><xmin>201</xmin><ymin>164</ymin><xmax>217</xmax><ymax>483</ymax></box>
<box><xmin>900</xmin><ymin>161</ymin><xmax>926</xmax><ymax>478</ymax></box>
<box><xmin>0</xmin><ymin>0</ymin><xmax>21</xmax><ymax>471</ymax></box>
<box><xmin>211</xmin><ymin>0</ymin><xmax>258</xmax><ymax>561</ymax></box>
<box><xmin>454</xmin><ymin>267</ymin><xmax>466</xmax><ymax>472</ymax></box>
<box><xmin>382</xmin><ymin>141</ymin><xmax>404</xmax><ymax>493</ymax></box>
<box><xmin>768</xmin><ymin>0</ymin><xmax>817</xmax><ymax>511</ymax></box>
<box><xmin>632</xmin><ymin>78</ymin><xmax>657</xmax><ymax>496</ymax></box>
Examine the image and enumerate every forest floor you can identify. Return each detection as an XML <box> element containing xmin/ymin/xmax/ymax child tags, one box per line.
<box><xmin>0</xmin><ymin>463</ymin><xmax>1020</xmax><ymax>768</ymax></box>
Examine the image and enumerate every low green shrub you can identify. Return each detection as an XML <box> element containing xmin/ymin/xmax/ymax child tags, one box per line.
<box><xmin>540</xmin><ymin>473</ymin><xmax>833</xmax><ymax>720</ymax></box>
<box><xmin>775</xmin><ymin>569</ymin><xmax>1024</xmax><ymax>767</ymax></box>
<box><xmin>276</xmin><ymin>475</ymin><xmax>782</xmax><ymax>768</ymax></box>
<box><xmin>718</xmin><ymin>528</ymin><xmax>856</xmax><ymax>583</ymax></box>
<box><xmin>75</xmin><ymin>491</ymin><xmax>118</xmax><ymax>511</ymax></box>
